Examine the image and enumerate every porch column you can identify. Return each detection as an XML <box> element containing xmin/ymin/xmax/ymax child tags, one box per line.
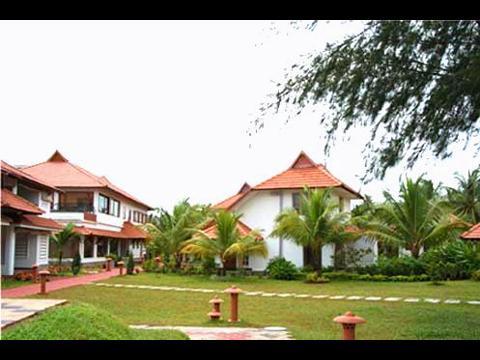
<box><xmin>79</xmin><ymin>235</ymin><xmax>85</xmax><ymax>259</ymax></box>
<box><xmin>6</xmin><ymin>226</ymin><xmax>16</xmax><ymax>276</ymax></box>
<box><xmin>107</xmin><ymin>239</ymin><xmax>111</xmax><ymax>255</ymax></box>
<box><xmin>93</xmin><ymin>236</ymin><xmax>98</xmax><ymax>258</ymax></box>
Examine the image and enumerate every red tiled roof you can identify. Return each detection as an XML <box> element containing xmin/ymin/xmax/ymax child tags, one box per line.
<box><xmin>73</xmin><ymin>221</ymin><xmax>147</xmax><ymax>239</ymax></box>
<box><xmin>214</xmin><ymin>152</ymin><xmax>363</xmax><ymax>210</ymax></box>
<box><xmin>1</xmin><ymin>189</ymin><xmax>44</xmax><ymax>214</ymax></box>
<box><xmin>1</xmin><ymin>160</ymin><xmax>59</xmax><ymax>192</ymax></box>
<box><xmin>461</xmin><ymin>223</ymin><xmax>480</xmax><ymax>240</ymax></box>
<box><xmin>201</xmin><ymin>219</ymin><xmax>263</xmax><ymax>240</ymax></box>
<box><xmin>214</xmin><ymin>183</ymin><xmax>251</xmax><ymax>210</ymax></box>
<box><xmin>18</xmin><ymin>215</ymin><xmax>63</xmax><ymax>230</ymax></box>
<box><xmin>21</xmin><ymin>151</ymin><xmax>153</xmax><ymax>210</ymax></box>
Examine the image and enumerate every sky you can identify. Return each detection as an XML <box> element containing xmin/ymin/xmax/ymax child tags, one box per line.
<box><xmin>1</xmin><ymin>20</ymin><xmax>478</xmax><ymax>211</ymax></box>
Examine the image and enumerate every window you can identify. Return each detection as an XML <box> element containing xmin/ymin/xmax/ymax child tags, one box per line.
<box><xmin>338</xmin><ymin>197</ymin><xmax>345</xmax><ymax>212</ymax></box>
<box><xmin>98</xmin><ymin>194</ymin><xmax>110</xmax><ymax>214</ymax></box>
<box><xmin>292</xmin><ymin>193</ymin><xmax>301</xmax><ymax>211</ymax></box>
<box><xmin>84</xmin><ymin>237</ymin><xmax>94</xmax><ymax>258</ymax></box>
<box><xmin>242</xmin><ymin>255</ymin><xmax>249</xmax><ymax>267</ymax></box>
<box><xmin>122</xmin><ymin>206</ymin><xmax>127</xmax><ymax>219</ymax></box>
<box><xmin>15</xmin><ymin>236</ymin><xmax>28</xmax><ymax>258</ymax></box>
<box><xmin>128</xmin><ymin>210</ymin><xmax>132</xmax><ymax>221</ymax></box>
<box><xmin>110</xmin><ymin>199</ymin><xmax>120</xmax><ymax>217</ymax></box>
<box><xmin>97</xmin><ymin>238</ymin><xmax>108</xmax><ymax>257</ymax></box>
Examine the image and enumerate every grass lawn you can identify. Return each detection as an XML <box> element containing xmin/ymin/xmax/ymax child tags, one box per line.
<box><xmin>18</xmin><ymin>273</ymin><xmax>480</xmax><ymax>340</ymax></box>
<box><xmin>1</xmin><ymin>278</ymin><xmax>31</xmax><ymax>289</ymax></box>
<box><xmin>1</xmin><ymin>302</ymin><xmax>188</xmax><ymax>340</ymax></box>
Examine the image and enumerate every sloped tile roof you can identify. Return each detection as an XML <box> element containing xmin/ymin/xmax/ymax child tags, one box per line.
<box><xmin>1</xmin><ymin>160</ymin><xmax>59</xmax><ymax>192</ymax></box>
<box><xmin>214</xmin><ymin>151</ymin><xmax>362</xmax><ymax>210</ymax></box>
<box><xmin>461</xmin><ymin>223</ymin><xmax>480</xmax><ymax>240</ymax></box>
<box><xmin>73</xmin><ymin>221</ymin><xmax>147</xmax><ymax>239</ymax></box>
<box><xmin>21</xmin><ymin>151</ymin><xmax>153</xmax><ymax>210</ymax></box>
<box><xmin>18</xmin><ymin>215</ymin><xmax>63</xmax><ymax>230</ymax></box>
<box><xmin>200</xmin><ymin>219</ymin><xmax>263</xmax><ymax>240</ymax></box>
<box><xmin>1</xmin><ymin>189</ymin><xmax>44</xmax><ymax>214</ymax></box>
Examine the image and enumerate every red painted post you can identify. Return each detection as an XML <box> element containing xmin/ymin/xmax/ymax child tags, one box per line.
<box><xmin>225</xmin><ymin>285</ymin><xmax>242</xmax><ymax>322</ymax></box>
<box><xmin>208</xmin><ymin>295</ymin><xmax>224</xmax><ymax>320</ymax></box>
<box><xmin>31</xmin><ymin>264</ymin><xmax>38</xmax><ymax>283</ymax></box>
<box><xmin>333</xmin><ymin>311</ymin><xmax>366</xmax><ymax>340</ymax></box>
<box><xmin>117</xmin><ymin>261</ymin><xmax>125</xmax><ymax>276</ymax></box>
<box><xmin>106</xmin><ymin>257</ymin><xmax>112</xmax><ymax>272</ymax></box>
<box><xmin>38</xmin><ymin>270</ymin><xmax>50</xmax><ymax>295</ymax></box>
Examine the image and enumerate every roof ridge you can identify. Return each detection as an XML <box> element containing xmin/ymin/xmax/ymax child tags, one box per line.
<box><xmin>1</xmin><ymin>160</ymin><xmax>59</xmax><ymax>191</ymax></box>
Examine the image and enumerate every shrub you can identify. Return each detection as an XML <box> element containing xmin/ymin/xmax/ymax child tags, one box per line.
<box><xmin>143</xmin><ymin>259</ymin><xmax>164</xmax><ymax>273</ymax></box>
<box><xmin>375</xmin><ymin>256</ymin><xmax>427</xmax><ymax>276</ymax></box>
<box><xmin>422</xmin><ymin>240</ymin><xmax>480</xmax><ymax>281</ymax></box>
<box><xmin>304</xmin><ymin>272</ymin><xmax>330</xmax><ymax>284</ymax></box>
<box><xmin>126</xmin><ymin>252</ymin><xmax>135</xmax><ymax>275</ymax></box>
<box><xmin>71</xmin><ymin>252</ymin><xmax>82</xmax><ymax>275</ymax></box>
<box><xmin>471</xmin><ymin>269</ymin><xmax>480</xmax><ymax>281</ymax></box>
<box><xmin>266</xmin><ymin>257</ymin><xmax>298</xmax><ymax>280</ymax></box>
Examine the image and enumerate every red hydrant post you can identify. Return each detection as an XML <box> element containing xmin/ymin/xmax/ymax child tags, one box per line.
<box><xmin>208</xmin><ymin>295</ymin><xmax>224</xmax><ymax>320</ymax></box>
<box><xmin>333</xmin><ymin>311</ymin><xmax>366</xmax><ymax>340</ymax></box>
<box><xmin>117</xmin><ymin>261</ymin><xmax>125</xmax><ymax>276</ymax></box>
<box><xmin>225</xmin><ymin>285</ymin><xmax>242</xmax><ymax>322</ymax></box>
<box><xmin>106</xmin><ymin>257</ymin><xmax>112</xmax><ymax>272</ymax></box>
<box><xmin>38</xmin><ymin>270</ymin><xmax>50</xmax><ymax>295</ymax></box>
<box><xmin>31</xmin><ymin>264</ymin><xmax>38</xmax><ymax>283</ymax></box>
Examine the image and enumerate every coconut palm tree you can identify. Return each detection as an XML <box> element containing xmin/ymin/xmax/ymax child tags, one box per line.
<box><xmin>143</xmin><ymin>199</ymin><xmax>211</xmax><ymax>269</ymax></box>
<box><xmin>447</xmin><ymin>169</ymin><xmax>480</xmax><ymax>224</ymax></box>
<box><xmin>271</xmin><ymin>187</ymin><xmax>355</xmax><ymax>272</ymax></box>
<box><xmin>363</xmin><ymin>178</ymin><xmax>465</xmax><ymax>258</ymax></box>
<box><xmin>181</xmin><ymin>210</ymin><xmax>268</xmax><ymax>275</ymax></box>
<box><xmin>49</xmin><ymin>222</ymin><xmax>78</xmax><ymax>267</ymax></box>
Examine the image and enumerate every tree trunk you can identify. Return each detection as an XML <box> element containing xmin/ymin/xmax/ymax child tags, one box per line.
<box><xmin>411</xmin><ymin>244</ymin><xmax>420</xmax><ymax>258</ymax></box>
<box><xmin>334</xmin><ymin>243</ymin><xmax>344</xmax><ymax>271</ymax></box>
<box><xmin>315</xmin><ymin>246</ymin><xmax>323</xmax><ymax>275</ymax></box>
<box><xmin>58</xmin><ymin>250</ymin><xmax>63</xmax><ymax>268</ymax></box>
<box><xmin>220</xmin><ymin>260</ymin><xmax>227</xmax><ymax>276</ymax></box>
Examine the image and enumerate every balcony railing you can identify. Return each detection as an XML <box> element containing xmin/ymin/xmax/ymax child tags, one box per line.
<box><xmin>51</xmin><ymin>203</ymin><xmax>95</xmax><ymax>213</ymax></box>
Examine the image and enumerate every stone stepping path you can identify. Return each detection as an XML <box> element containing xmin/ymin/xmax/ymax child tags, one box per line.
<box><xmin>130</xmin><ymin>325</ymin><xmax>293</xmax><ymax>340</ymax></box>
<box><xmin>1</xmin><ymin>298</ymin><xmax>67</xmax><ymax>329</ymax></box>
<box><xmin>92</xmin><ymin>283</ymin><xmax>480</xmax><ymax>306</ymax></box>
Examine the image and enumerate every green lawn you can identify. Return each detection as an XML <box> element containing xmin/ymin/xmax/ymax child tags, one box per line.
<box><xmin>16</xmin><ymin>273</ymin><xmax>480</xmax><ymax>340</ymax></box>
<box><xmin>1</xmin><ymin>278</ymin><xmax>31</xmax><ymax>289</ymax></box>
<box><xmin>1</xmin><ymin>302</ymin><xmax>188</xmax><ymax>340</ymax></box>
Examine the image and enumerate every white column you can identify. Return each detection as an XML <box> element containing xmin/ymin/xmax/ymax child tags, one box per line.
<box><xmin>6</xmin><ymin>226</ymin><xmax>16</xmax><ymax>275</ymax></box>
<box><xmin>93</xmin><ymin>236</ymin><xmax>98</xmax><ymax>258</ymax></box>
<box><xmin>79</xmin><ymin>235</ymin><xmax>85</xmax><ymax>259</ymax></box>
<box><xmin>107</xmin><ymin>239</ymin><xmax>111</xmax><ymax>255</ymax></box>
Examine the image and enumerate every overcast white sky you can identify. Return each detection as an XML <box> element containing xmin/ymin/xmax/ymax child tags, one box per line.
<box><xmin>1</xmin><ymin>20</ymin><xmax>478</xmax><ymax>211</ymax></box>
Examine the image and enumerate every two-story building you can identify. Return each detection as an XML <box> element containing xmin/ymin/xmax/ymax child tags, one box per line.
<box><xmin>1</xmin><ymin>161</ymin><xmax>63</xmax><ymax>276</ymax></box>
<box><xmin>21</xmin><ymin>151</ymin><xmax>153</xmax><ymax>265</ymax></box>
<box><xmin>213</xmin><ymin>151</ymin><xmax>376</xmax><ymax>271</ymax></box>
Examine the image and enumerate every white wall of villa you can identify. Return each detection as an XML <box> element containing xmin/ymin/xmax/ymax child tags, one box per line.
<box><xmin>230</xmin><ymin>188</ymin><xmax>376</xmax><ymax>271</ymax></box>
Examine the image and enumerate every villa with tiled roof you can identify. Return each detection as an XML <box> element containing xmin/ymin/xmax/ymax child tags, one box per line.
<box><xmin>14</xmin><ymin>151</ymin><xmax>152</xmax><ymax>266</ymax></box>
<box><xmin>1</xmin><ymin>160</ymin><xmax>63</xmax><ymax>276</ymax></box>
<box><xmin>213</xmin><ymin>151</ymin><xmax>375</xmax><ymax>271</ymax></box>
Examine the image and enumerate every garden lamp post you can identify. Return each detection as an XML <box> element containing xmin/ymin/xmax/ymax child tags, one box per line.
<box><xmin>31</xmin><ymin>264</ymin><xmax>38</xmax><ymax>283</ymax></box>
<box><xmin>333</xmin><ymin>311</ymin><xmax>366</xmax><ymax>340</ymax></box>
<box><xmin>208</xmin><ymin>295</ymin><xmax>224</xmax><ymax>321</ymax></box>
<box><xmin>225</xmin><ymin>285</ymin><xmax>242</xmax><ymax>322</ymax></box>
<box><xmin>117</xmin><ymin>261</ymin><xmax>125</xmax><ymax>276</ymax></box>
<box><xmin>38</xmin><ymin>270</ymin><xmax>50</xmax><ymax>295</ymax></box>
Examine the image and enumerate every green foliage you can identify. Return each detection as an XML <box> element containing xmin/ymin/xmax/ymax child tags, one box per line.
<box><xmin>374</xmin><ymin>256</ymin><xmax>427</xmax><ymax>276</ymax></box>
<box><xmin>0</xmin><ymin>303</ymin><xmax>188</xmax><ymax>340</ymax></box>
<box><xmin>258</xmin><ymin>20</ymin><xmax>480</xmax><ymax>180</ymax></box>
<box><xmin>304</xmin><ymin>272</ymin><xmax>330</xmax><ymax>284</ymax></box>
<box><xmin>71</xmin><ymin>252</ymin><xmax>82</xmax><ymax>275</ymax></box>
<box><xmin>271</xmin><ymin>186</ymin><xmax>358</xmax><ymax>270</ymax></box>
<box><xmin>322</xmin><ymin>271</ymin><xmax>430</xmax><ymax>282</ymax></box>
<box><xmin>266</xmin><ymin>257</ymin><xmax>298</xmax><ymax>280</ymax></box>
<box><xmin>142</xmin><ymin>259</ymin><xmax>164</xmax><ymax>273</ymax></box>
<box><xmin>421</xmin><ymin>240</ymin><xmax>480</xmax><ymax>280</ymax></box>
<box><xmin>361</xmin><ymin>177</ymin><xmax>464</xmax><ymax>258</ymax></box>
<box><xmin>447</xmin><ymin>169</ymin><xmax>480</xmax><ymax>224</ymax></box>
<box><xmin>143</xmin><ymin>199</ymin><xmax>211</xmax><ymax>270</ymax></box>
<box><xmin>181</xmin><ymin>209</ymin><xmax>267</xmax><ymax>275</ymax></box>
<box><xmin>127</xmin><ymin>252</ymin><xmax>135</xmax><ymax>275</ymax></box>
<box><xmin>50</xmin><ymin>222</ymin><xmax>78</xmax><ymax>267</ymax></box>
<box><xmin>471</xmin><ymin>269</ymin><xmax>480</xmax><ymax>281</ymax></box>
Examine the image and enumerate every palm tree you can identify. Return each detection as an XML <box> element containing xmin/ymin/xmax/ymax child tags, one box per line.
<box><xmin>447</xmin><ymin>169</ymin><xmax>480</xmax><ymax>224</ymax></box>
<box><xmin>143</xmin><ymin>199</ymin><xmax>210</xmax><ymax>269</ymax></box>
<box><xmin>181</xmin><ymin>210</ymin><xmax>268</xmax><ymax>275</ymax></box>
<box><xmin>49</xmin><ymin>222</ymin><xmax>78</xmax><ymax>267</ymax></box>
<box><xmin>363</xmin><ymin>178</ymin><xmax>465</xmax><ymax>258</ymax></box>
<box><xmin>271</xmin><ymin>187</ymin><xmax>354</xmax><ymax>272</ymax></box>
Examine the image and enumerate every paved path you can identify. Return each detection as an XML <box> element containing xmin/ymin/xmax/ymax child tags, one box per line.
<box><xmin>92</xmin><ymin>282</ymin><xmax>480</xmax><ymax>306</ymax></box>
<box><xmin>1</xmin><ymin>269</ymin><xmax>120</xmax><ymax>298</ymax></box>
<box><xmin>1</xmin><ymin>298</ymin><xmax>67</xmax><ymax>329</ymax></box>
<box><xmin>130</xmin><ymin>325</ymin><xmax>293</xmax><ymax>340</ymax></box>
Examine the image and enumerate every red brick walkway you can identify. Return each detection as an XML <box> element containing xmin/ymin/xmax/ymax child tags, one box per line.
<box><xmin>1</xmin><ymin>269</ymin><xmax>121</xmax><ymax>298</ymax></box>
